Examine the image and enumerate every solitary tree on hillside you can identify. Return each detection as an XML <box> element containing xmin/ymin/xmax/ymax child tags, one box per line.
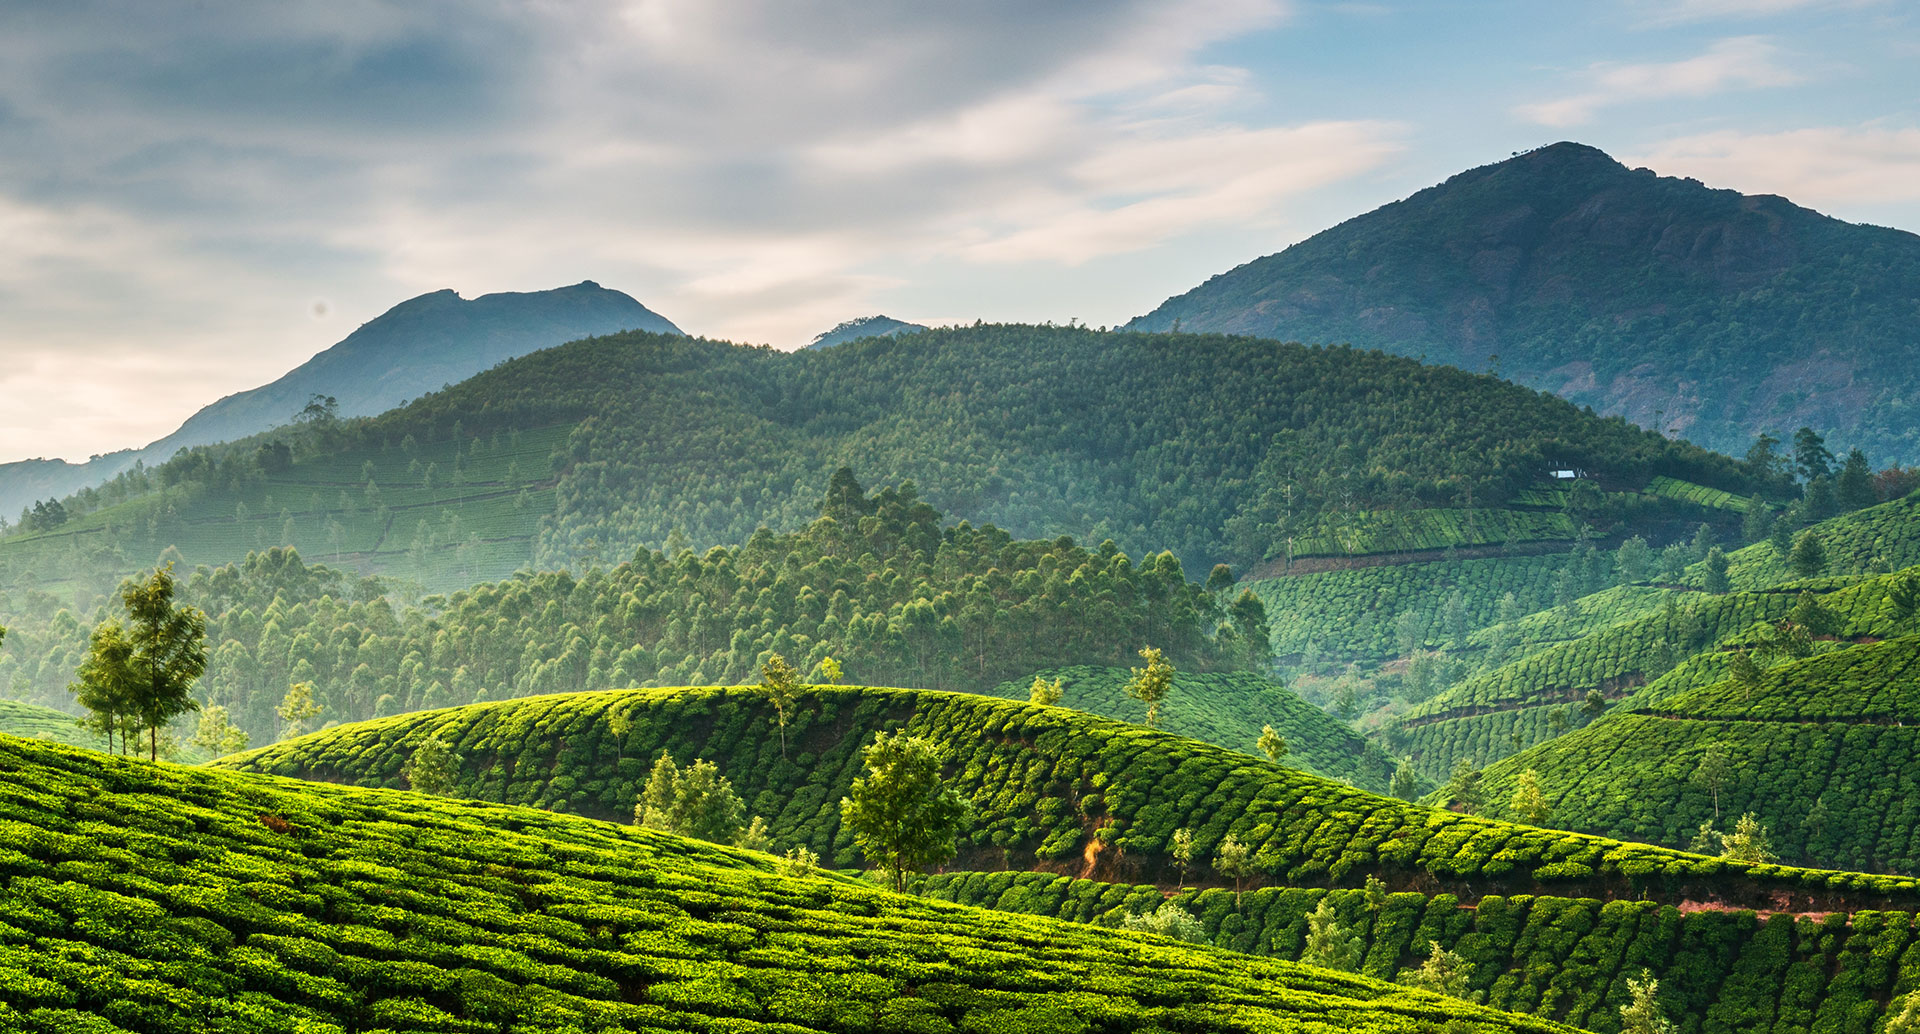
<box><xmin>758</xmin><ymin>653</ymin><xmax>802</xmax><ymax>759</ymax></box>
<box><xmin>1028</xmin><ymin>675</ymin><xmax>1064</xmax><ymax>707</ymax></box>
<box><xmin>1727</xmin><ymin>651</ymin><xmax>1763</xmax><ymax>702</ymax></box>
<box><xmin>1390</xmin><ymin>760</ymin><xmax>1420</xmax><ymax>802</ymax></box>
<box><xmin>1620</xmin><ymin>970</ymin><xmax>1678</xmax><ymax>1034</ymax></box>
<box><xmin>1213</xmin><ymin>833</ymin><xmax>1256</xmax><ymax>908</ymax></box>
<box><xmin>815</xmin><ymin>656</ymin><xmax>844</xmax><ymax>685</ymax></box>
<box><xmin>277</xmin><ymin>681</ymin><xmax>322</xmax><ymax>740</ymax></box>
<box><xmin>1257</xmin><ymin>724</ymin><xmax>1288</xmax><ymax>764</ymax></box>
<box><xmin>1301</xmin><ymin>898</ymin><xmax>1363</xmax><ymax>972</ymax></box>
<box><xmin>190</xmin><ymin>705</ymin><xmax>250</xmax><ymax>758</ymax></box>
<box><xmin>1790</xmin><ymin>530</ymin><xmax>1826</xmax><ymax>578</ymax></box>
<box><xmin>1442</xmin><ymin>759</ymin><xmax>1486</xmax><ymax>815</ymax></box>
<box><xmin>1693</xmin><ymin>741</ymin><xmax>1732</xmax><ymax>820</ymax></box>
<box><xmin>405</xmin><ymin>736</ymin><xmax>462</xmax><ymax>797</ymax></box>
<box><xmin>636</xmin><ymin>752</ymin><xmax>752</xmax><ymax>845</ymax></box>
<box><xmin>1170</xmin><ymin>827</ymin><xmax>1195</xmax><ymax>889</ymax></box>
<box><xmin>73</xmin><ymin>566</ymin><xmax>207</xmax><ymax>761</ymax></box>
<box><xmin>1718</xmin><ymin>812</ymin><xmax>1776</xmax><ymax>863</ymax></box>
<box><xmin>1124</xmin><ymin>646</ymin><xmax>1175</xmax><ymax>729</ymax></box>
<box><xmin>1509</xmin><ymin>768</ymin><xmax>1551</xmax><ymax>826</ymax></box>
<box><xmin>72</xmin><ymin>621</ymin><xmax>140</xmax><ymax>755</ymax></box>
<box><xmin>1703</xmin><ymin>547</ymin><xmax>1730</xmax><ymax>594</ymax></box>
<box><xmin>1794</xmin><ymin>427</ymin><xmax>1835</xmax><ymax>483</ymax></box>
<box><xmin>1398</xmin><ymin>940</ymin><xmax>1480</xmax><ymax>1001</ymax></box>
<box><xmin>1888</xmin><ymin>573</ymin><xmax>1919</xmax><ymax>625</ymax></box>
<box><xmin>840</xmin><ymin>731</ymin><xmax>970</xmax><ymax>893</ymax></box>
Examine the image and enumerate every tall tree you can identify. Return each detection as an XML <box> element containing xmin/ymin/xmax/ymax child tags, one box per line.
<box><xmin>1621</xmin><ymin>971</ymin><xmax>1678</xmax><ymax>1034</ymax></box>
<box><xmin>840</xmin><ymin>731</ymin><xmax>970</xmax><ymax>893</ymax></box>
<box><xmin>1790</xmin><ymin>530</ymin><xmax>1826</xmax><ymax>578</ymax></box>
<box><xmin>190</xmin><ymin>705</ymin><xmax>250</xmax><ymax>758</ymax></box>
<box><xmin>1837</xmin><ymin>449</ymin><xmax>1876</xmax><ymax>511</ymax></box>
<box><xmin>71</xmin><ymin>621</ymin><xmax>140</xmax><ymax>756</ymax></box>
<box><xmin>1301</xmin><ymin>898</ymin><xmax>1363</xmax><ymax>971</ymax></box>
<box><xmin>90</xmin><ymin>566</ymin><xmax>208</xmax><ymax>762</ymax></box>
<box><xmin>277</xmin><ymin>681</ymin><xmax>322</xmax><ymax>740</ymax></box>
<box><xmin>1693</xmin><ymin>741</ymin><xmax>1732</xmax><ymax>820</ymax></box>
<box><xmin>1124</xmin><ymin>646</ymin><xmax>1175</xmax><ymax>729</ymax></box>
<box><xmin>405</xmin><ymin>736</ymin><xmax>462</xmax><ymax>796</ymax></box>
<box><xmin>635</xmin><ymin>753</ymin><xmax>750</xmax><ymax>844</ymax></box>
<box><xmin>1170</xmin><ymin>827</ymin><xmax>1195</xmax><ymax>889</ymax></box>
<box><xmin>1213</xmin><ymin>833</ymin><xmax>1256</xmax><ymax>907</ymax></box>
<box><xmin>1509</xmin><ymin>768</ymin><xmax>1551</xmax><ymax>826</ymax></box>
<box><xmin>1257</xmin><ymin>724</ymin><xmax>1288</xmax><ymax>764</ymax></box>
<box><xmin>1793</xmin><ymin>427</ymin><xmax>1834</xmax><ymax>483</ymax></box>
<box><xmin>1702</xmin><ymin>547</ymin><xmax>1730</xmax><ymax>595</ymax></box>
<box><xmin>758</xmin><ymin>653</ymin><xmax>801</xmax><ymax>759</ymax></box>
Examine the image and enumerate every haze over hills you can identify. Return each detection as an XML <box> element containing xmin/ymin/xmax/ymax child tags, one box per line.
<box><xmin>1126</xmin><ymin>141</ymin><xmax>1920</xmax><ymax>465</ymax></box>
<box><xmin>0</xmin><ymin>281</ymin><xmax>681</xmax><ymax>520</ymax></box>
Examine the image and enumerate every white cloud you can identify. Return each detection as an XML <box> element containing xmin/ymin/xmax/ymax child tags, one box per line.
<box><xmin>1516</xmin><ymin>36</ymin><xmax>1802</xmax><ymax>126</ymax></box>
<box><xmin>1640</xmin><ymin>0</ymin><xmax>1884</xmax><ymax>25</ymax></box>
<box><xmin>1628</xmin><ymin>126</ymin><xmax>1920</xmax><ymax>207</ymax></box>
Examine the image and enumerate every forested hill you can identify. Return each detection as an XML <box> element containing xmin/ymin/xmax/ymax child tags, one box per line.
<box><xmin>4</xmin><ymin>322</ymin><xmax>1757</xmax><ymax>595</ymax></box>
<box><xmin>1125</xmin><ymin>141</ymin><xmax>1920</xmax><ymax>463</ymax></box>
<box><xmin>0</xmin><ymin>280</ymin><xmax>681</xmax><ymax>520</ymax></box>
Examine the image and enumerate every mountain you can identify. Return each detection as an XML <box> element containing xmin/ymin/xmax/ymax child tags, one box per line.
<box><xmin>1126</xmin><ymin>142</ymin><xmax>1920</xmax><ymax>464</ymax></box>
<box><xmin>0</xmin><ymin>326</ymin><xmax>1767</xmax><ymax>602</ymax></box>
<box><xmin>0</xmin><ymin>280</ymin><xmax>681</xmax><ymax>520</ymax></box>
<box><xmin>804</xmin><ymin>314</ymin><xmax>927</xmax><ymax>349</ymax></box>
<box><xmin>0</xmin><ymin>734</ymin><xmax>1570</xmax><ymax>1034</ymax></box>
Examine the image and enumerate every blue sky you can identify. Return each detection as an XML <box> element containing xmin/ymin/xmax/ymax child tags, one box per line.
<box><xmin>0</xmin><ymin>0</ymin><xmax>1914</xmax><ymax>461</ymax></box>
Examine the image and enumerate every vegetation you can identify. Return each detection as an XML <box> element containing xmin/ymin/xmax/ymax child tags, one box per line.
<box><xmin>927</xmin><ymin>870</ymin><xmax>1920</xmax><ymax>1034</ymax></box>
<box><xmin>0</xmin><ymin>733</ymin><xmax>1586</xmax><ymax>1034</ymax></box>
<box><xmin>839</xmin><ymin>731</ymin><xmax>971</xmax><ymax>892</ymax></box>
<box><xmin>981</xmin><ymin>665</ymin><xmax>1406</xmax><ymax>793</ymax></box>
<box><xmin>222</xmin><ymin>684</ymin><xmax>1920</xmax><ymax>911</ymax></box>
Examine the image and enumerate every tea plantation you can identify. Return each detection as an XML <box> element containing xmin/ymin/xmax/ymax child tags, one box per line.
<box><xmin>0</xmin><ymin>732</ymin><xmax>1585</xmax><ymax>1034</ymax></box>
<box><xmin>924</xmin><ymin>871</ymin><xmax>1920</xmax><ymax>1034</ymax></box>
<box><xmin>221</xmin><ymin>684</ymin><xmax>1920</xmax><ymax>912</ymax></box>
<box><xmin>982</xmin><ymin>665</ymin><xmax>1406</xmax><ymax>793</ymax></box>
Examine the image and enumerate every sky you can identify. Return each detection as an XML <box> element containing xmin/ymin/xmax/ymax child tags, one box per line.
<box><xmin>0</xmin><ymin>0</ymin><xmax>1915</xmax><ymax>462</ymax></box>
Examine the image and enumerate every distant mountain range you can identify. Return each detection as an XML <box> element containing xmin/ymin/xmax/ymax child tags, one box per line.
<box><xmin>0</xmin><ymin>281</ymin><xmax>679</xmax><ymax>519</ymax></box>
<box><xmin>1127</xmin><ymin>141</ymin><xmax>1920</xmax><ymax>464</ymax></box>
<box><xmin>805</xmin><ymin>315</ymin><xmax>927</xmax><ymax>349</ymax></box>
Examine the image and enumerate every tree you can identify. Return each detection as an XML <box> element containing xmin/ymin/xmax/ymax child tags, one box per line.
<box><xmin>1583</xmin><ymin>688</ymin><xmax>1607</xmax><ymax>719</ymax></box>
<box><xmin>1398</xmin><ymin>940</ymin><xmax>1480</xmax><ymax>1001</ymax></box>
<box><xmin>1884</xmin><ymin>994</ymin><xmax>1920</xmax><ymax>1034</ymax></box>
<box><xmin>1120</xmin><ymin>902</ymin><xmax>1206</xmax><ymax>943</ymax></box>
<box><xmin>1257</xmin><ymin>724</ymin><xmax>1288</xmax><ymax>764</ymax></box>
<box><xmin>1620</xmin><ymin>970</ymin><xmax>1678</xmax><ymax>1034</ymax></box>
<box><xmin>1742</xmin><ymin>497</ymin><xmax>1772</xmax><ymax>544</ymax></box>
<box><xmin>1837</xmin><ymin>449</ymin><xmax>1876</xmax><ymax>511</ymax></box>
<box><xmin>1690</xmin><ymin>523</ymin><xmax>1717</xmax><ymax>563</ymax></box>
<box><xmin>1727</xmin><ymin>651</ymin><xmax>1763</xmax><ymax>702</ymax></box>
<box><xmin>277</xmin><ymin>681</ymin><xmax>322</xmax><ymax>740</ymax></box>
<box><xmin>1793</xmin><ymin>427</ymin><xmax>1834</xmax><ymax>483</ymax></box>
<box><xmin>71</xmin><ymin>621</ymin><xmax>140</xmax><ymax>755</ymax></box>
<box><xmin>92</xmin><ymin>566</ymin><xmax>207</xmax><ymax>761</ymax></box>
<box><xmin>190</xmin><ymin>705</ymin><xmax>249</xmax><ymax>758</ymax></box>
<box><xmin>1693</xmin><ymin>741</ymin><xmax>1732</xmax><ymax>819</ymax></box>
<box><xmin>1390</xmin><ymin>761</ymin><xmax>1420</xmax><ymax>802</ymax></box>
<box><xmin>1124</xmin><ymin>646</ymin><xmax>1174</xmax><ymax>729</ymax></box>
<box><xmin>1301</xmin><ymin>898</ymin><xmax>1363</xmax><ymax>971</ymax></box>
<box><xmin>1509</xmin><ymin>768</ymin><xmax>1551</xmax><ymax>826</ymax></box>
<box><xmin>1719</xmin><ymin>812</ymin><xmax>1775</xmax><ymax>863</ymax></box>
<box><xmin>1745</xmin><ymin>432</ymin><xmax>1784</xmax><ymax>479</ymax></box>
<box><xmin>815</xmin><ymin>656</ymin><xmax>844</xmax><ymax>685</ymax></box>
<box><xmin>1616</xmin><ymin>536</ymin><xmax>1653</xmax><ymax>584</ymax></box>
<box><xmin>405</xmin><ymin>736</ymin><xmax>462</xmax><ymax>796</ymax></box>
<box><xmin>736</xmin><ymin>815</ymin><xmax>772</xmax><ymax>852</ymax></box>
<box><xmin>1702</xmin><ymin>547</ymin><xmax>1730</xmax><ymax>594</ymax></box>
<box><xmin>1790</xmin><ymin>530</ymin><xmax>1826</xmax><ymax>578</ymax></box>
<box><xmin>840</xmin><ymin>731</ymin><xmax>970</xmax><ymax>893</ymax></box>
<box><xmin>1214</xmin><ymin>832</ymin><xmax>1257</xmax><ymax>907</ymax></box>
<box><xmin>1548</xmin><ymin>707</ymin><xmax>1571</xmax><ymax>736</ymax></box>
<box><xmin>781</xmin><ymin>845</ymin><xmax>819</xmax><ymax>877</ymax></box>
<box><xmin>1887</xmin><ymin>572</ymin><xmax>1919</xmax><ymax>624</ymax></box>
<box><xmin>758</xmin><ymin>652</ymin><xmax>801</xmax><ymax>759</ymax></box>
<box><xmin>636</xmin><ymin>753</ymin><xmax>750</xmax><ymax>844</ymax></box>
<box><xmin>1770</xmin><ymin>507</ymin><xmax>1796</xmax><ymax>557</ymax></box>
<box><xmin>1028</xmin><ymin>675</ymin><xmax>1064</xmax><ymax>707</ymax></box>
<box><xmin>1689</xmin><ymin>820</ymin><xmax>1722</xmax><ymax>854</ymax></box>
<box><xmin>1364</xmin><ymin>873</ymin><xmax>1388</xmax><ymax>916</ymax></box>
<box><xmin>1170</xmin><ymin>827</ymin><xmax>1195</xmax><ymax>888</ymax></box>
<box><xmin>1442</xmin><ymin>759</ymin><xmax>1485</xmax><ymax>815</ymax></box>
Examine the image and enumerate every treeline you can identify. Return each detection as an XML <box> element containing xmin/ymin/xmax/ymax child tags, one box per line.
<box><xmin>0</xmin><ymin>475</ymin><xmax>1266</xmax><ymax>748</ymax></box>
<box><xmin>3</xmin><ymin>325</ymin><xmax>1769</xmax><ymax>576</ymax></box>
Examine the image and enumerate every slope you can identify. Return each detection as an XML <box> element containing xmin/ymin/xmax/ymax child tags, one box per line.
<box><xmin>0</xmin><ymin>699</ymin><xmax>103</xmax><ymax>752</ymax></box>
<box><xmin>0</xmin><ymin>324</ymin><xmax>1764</xmax><ymax>600</ymax></box>
<box><xmin>804</xmin><ymin>314</ymin><xmax>928</xmax><ymax>349</ymax></box>
<box><xmin>1476</xmin><ymin>626</ymin><xmax>1920</xmax><ymax>874</ymax></box>
<box><xmin>221</xmin><ymin>684</ymin><xmax>1920</xmax><ymax>913</ymax></box>
<box><xmin>0</xmin><ymin>734</ymin><xmax>1569</xmax><ymax>1034</ymax></box>
<box><xmin>983</xmin><ymin>665</ymin><xmax>1407</xmax><ymax>794</ymax></box>
<box><xmin>1126</xmin><ymin>141</ymin><xmax>1920</xmax><ymax>463</ymax></box>
<box><xmin>0</xmin><ymin>281</ymin><xmax>680</xmax><ymax>521</ymax></box>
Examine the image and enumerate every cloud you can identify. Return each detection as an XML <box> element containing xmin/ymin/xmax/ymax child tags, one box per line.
<box><xmin>1639</xmin><ymin>0</ymin><xmax>1885</xmax><ymax>25</ymax></box>
<box><xmin>1516</xmin><ymin>36</ymin><xmax>1802</xmax><ymax>126</ymax></box>
<box><xmin>1628</xmin><ymin>126</ymin><xmax>1920</xmax><ymax>207</ymax></box>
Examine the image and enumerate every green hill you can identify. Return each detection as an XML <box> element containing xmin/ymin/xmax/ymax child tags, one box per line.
<box><xmin>926</xmin><ymin>871</ymin><xmax>1920</xmax><ymax>1034</ymax></box>
<box><xmin>0</xmin><ymin>699</ymin><xmax>101</xmax><ymax>751</ymax></box>
<box><xmin>1476</xmin><ymin>629</ymin><xmax>1920</xmax><ymax>874</ymax></box>
<box><xmin>220</xmin><ymin>684</ymin><xmax>1920</xmax><ymax>913</ymax></box>
<box><xmin>0</xmin><ymin>481</ymin><xmax>1264</xmax><ymax>749</ymax></box>
<box><xmin>1126</xmin><ymin>141</ymin><xmax>1920</xmax><ymax>464</ymax></box>
<box><xmin>0</xmin><ymin>324</ymin><xmax>1763</xmax><ymax>598</ymax></box>
<box><xmin>982</xmin><ymin>665</ymin><xmax>1407</xmax><ymax>793</ymax></box>
<box><xmin>0</xmin><ymin>734</ymin><xmax>1574</xmax><ymax>1034</ymax></box>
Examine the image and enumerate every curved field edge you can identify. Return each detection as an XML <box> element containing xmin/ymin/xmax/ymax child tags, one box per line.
<box><xmin>0</xmin><ymin>731</ymin><xmax>1577</xmax><ymax>1034</ymax></box>
<box><xmin>219</xmin><ymin>683</ymin><xmax>1920</xmax><ymax>913</ymax></box>
<box><xmin>923</xmin><ymin>869</ymin><xmax>1920</xmax><ymax>1034</ymax></box>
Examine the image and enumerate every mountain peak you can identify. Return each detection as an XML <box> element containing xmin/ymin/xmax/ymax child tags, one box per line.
<box><xmin>805</xmin><ymin>314</ymin><xmax>929</xmax><ymax>350</ymax></box>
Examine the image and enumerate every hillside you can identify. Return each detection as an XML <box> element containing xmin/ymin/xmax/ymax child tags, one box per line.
<box><xmin>983</xmin><ymin>665</ymin><xmax>1407</xmax><ymax>794</ymax></box>
<box><xmin>0</xmin><ymin>734</ymin><xmax>1570</xmax><ymax>1034</ymax></box>
<box><xmin>804</xmin><ymin>314</ymin><xmax>928</xmax><ymax>349</ymax></box>
<box><xmin>1126</xmin><ymin>142</ymin><xmax>1920</xmax><ymax>463</ymax></box>
<box><xmin>0</xmin><ymin>324</ymin><xmax>1764</xmax><ymax>599</ymax></box>
<box><xmin>1477</xmin><ymin>628</ymin><xmax>1920</xmax><ymax>874</ymax></box>
<box><xmin>0</xmin><ymin>699</ymin><xmax>102</xmax><ymax>752</ymax></box>
<box><xmin>0</xmin><ymin>483</ymin><xmax>1263</xmax><ymax>748</ymax></box>
<box><xmin>220</xmin><ymin>683</ymin><xmax>1920</xmax><ymax>913</ymax></box>
<box><xmin>928</xmin><ymin>871</ymin><xmax>1920</xmax><ymax>1034</ymax></box>
<box><xmin>0</xmin><ymin>281</ymin><xmax>680</xmax><ymax>521</ymax></box>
